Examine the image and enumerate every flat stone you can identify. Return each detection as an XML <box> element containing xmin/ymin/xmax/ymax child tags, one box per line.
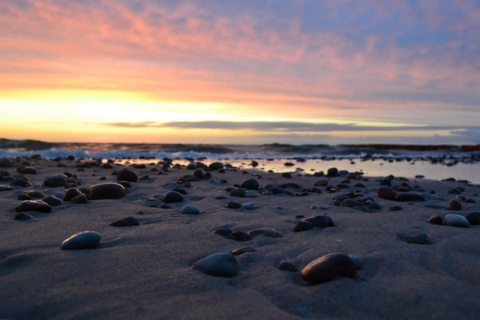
<box><xmin>15</xmin><ymin>200</ymin><xmax>52</xmax><ymax>213</ymax></box>
<box><xmin>248</xmin><ymin>228</ymin><xmax>279</xmax><ymax>238</ymax></box>
<box><xmin>406</xmin><ymin>234</ymin><xmax>432</xmax><ymax>245</ymax></box>
<box><xmin>444</xmin><ymin>214</ymin><xmax>470</xmax><ymax>228</ymax></box>
<box><xmin>180</xmin><ymin>204</ymin><xmax>200</xmax><ymax>215</ymax></box>
<box><xmin>395</xmin><ymin>193</ymin><xmax>425</xmax><ymax>202</ymax></box>
<box><xmin>304</xmin><ymin>215</ymin><xmax>334</xmax><ymax>228</ymax></box>
<box><xmin>109</xmin><ymin>216</ymin><xmax>140</xmax><ymax>227</ymax></box>
<box><xmin>229</xmin><ymin>188</ymin><xmax>246</xmax><ymax>198</ymax></box>
<box><xmin>227</xmin><ymin>201</ymin><xmax>242</xmax><ymax>209</ymax></box>
<box><xmin>163</xmin><ymin>191</ymin><xmax>184</xmax><ymax>203</ymax></box>
<box><xmin>300</xmin><ymin>253</ymin><xmax>357</xmax><ymax>284</ymax></box>
<box><xmin>208</xmin><ymin>162</ymin><xmax>224</xmax><ymax>171</ymax></box>
<box><xmin>0</xmin><ymin>185</ymin><xmax>14</xmax><ymax>192</ymax></box>
<box><xmin>60</xmin><ymin>231</ymin><xmax>101</xmax><ymax>250</ymax></box>
<box><xmin>88</xmin><ymin>183</ymin><xmax>126</xmax><ymax>200</ymax></box>
<box><xmin>226</xmin><ymin>231</ymin><xmax>252</xmax><ymax>241</ymax></box>
<box><xmin>18</xmin><ymin>166</ymin><xmax>37</xmax><ymax>174</ymax></box>
<box><xmin>230</xmin><ymin>246</ymin><xmax>256</xmax><ymax>256</ymax></box>
<box><xmin>191</xmin><ymin>252</ymin><xmax>238</xmax><ymax>277</ymax></box>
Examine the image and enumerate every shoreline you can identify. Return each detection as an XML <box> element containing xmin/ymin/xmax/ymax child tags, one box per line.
<box><xmin>1</xmin><ymin>157</ymin><xmax>479</xmax><ymax>319</ymax></box>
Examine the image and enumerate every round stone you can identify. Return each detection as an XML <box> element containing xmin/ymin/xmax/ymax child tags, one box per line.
<box><xmin>88</xmin><ymin>183</ymin><xmax>126</xmax><ymax>200</ymax></box>
<box><xmin>71</xmin><ymin>194</ymin><xmax>88</xmax><ymax>204</ymax></box>
<box><xmin>327</xmin><ymin>167</ymin><xmax>338</xmax><ymax>177</ymax></box>
<box><xmin>444</xmin><ymin>214</ymin><xmax>470</xmax><ymax>228</ymax></box>
<box><xmin>180</xmin><ymin>204</ymin><xmax>200</xmax><ymax>215</ymax></box>
<box><xmin>61</xmin><ymin>231</ymin><xmax>101</xmax><ymax>250</ymax></box>
<box><xmin>109</xmin><ymin>216</ymin><xmax>140</xmax><ymax>227</ymax></box>
<box><xmin>304</xmin><ymin>215</ymin><xmax>334</xmax><ymax>228</ymax></box>
<box><xmin>293</xmin><ymin>221</ymin><xmax>314</xmax><ymax>232</ymax></box>
<box><xmin>242</xmin><ymin>202</ymin><xmax>254</xmax><ymax>210</ymax></box>
<box><xmin>376</xmin><ymin>186</ymin><xmax>397</xmax><ymax>200</ymax></box>
<box><xmin>448</xmin><ymin>200</ymin><xmax>462</xmax><ymax>211</ymax></box>
<box><xmin>191</xmin><ymin>252</ymin><xmax>238</xmax><ymax>277</ymax></box>
<box><xmin>117</xmin><ymin>168</ymin><xmax>138</xmax><ymax>182</ymax></box>
<box><xmin>227</xmin><ymin>201</ymin><xmax>242</xmax><ymax>209</ymax></box>
<box><xmin>300</xmin><ymin>253</ymin><xmax>357</xmax><ymax>284</ymax></box>
<box><xmin>63</xmin><ymin>188</ymin><xmax>82</xmax><ymax>202</ymax></box>
<box><xmin>278</xmin><ymin>260</ymin><xmax>298</xmax><ymax>272</ymax></box>
<box><xmin>241</xmin><ymin>179</ymin><xmax>259</xmax><ymax>190</ymax></box>
<box><xmin>42</xmin><ymin>195</ymin><xmax>62</xmax><ymax>206</ymax></box>
<box><xmin>163</xmin><ymin>191</ymin><xmax>184</xmax><ymax>203</ymax></box>
<box><xmin>428</xmin><ymin>215</ymin><xmax>444</xmax><ymax>225</ymax></box>
<box><xmin>208</xmin><ymin>162</ymin><xmax>224</xmax><ymax>171</ymax></box>
<box><xmin>44</xmin><ymin>175</ymin><xmax>67</xmax><ymax>187</ymax></box>
<box><xmin>229</xmin><ymin>188</ymin><xmax>246</xmax><ymax>198</ymax></box>
<box><xmin>18</xmin><ymin>166</ymin><xmax>37</xmax><ymax>174</ymax></box>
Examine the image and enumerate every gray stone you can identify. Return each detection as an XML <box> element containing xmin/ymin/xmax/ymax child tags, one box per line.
<box><xmin>117</xmin><ymin>168</ymin><xmax>138</xmax><ymax>182</ymax></box>
<box><xmin>42</xmin><ymin>195</ymin><xmax>62</xmax><ymax>206</ymax></box>
<box><xmin>465</xmin><ymin>212</ymin><xmax>480</xmax><ymax>225</ymax></box>
<box><xmin>447</xmin><ymin>200</ymin><xmax>462</xmax><ymax>211</ymax></box>
<box><xmin>44</xmin><ymin>175</ymin><xmax>67</xmax><ymax>187</ymax></box>
<box><xmin>376</xmin><ymin>186</ymin><xmax>397</xmax><ymax>200</ymax></box>
<box><xmin>180</xmin><ymin>204</ymin><xmax>200</xmax><ymax>215</ymax></box>
<box><xmin>60</xmin><ymin>231</ymin><xmax>101</xmax><ymax>250</ymax></box>
<box><xmin>242</xmin><ymin>202</ymin><xmax>254</xmax><ymax>210</ymax></box>
<box><xmin>191</xmin><ymin>252</ymin><xmax>238</xmax><ymax>277</ymax></box>
<box><xmin>444</xmin><ymin>214</ymin><xmax>470</xmax><ymax>228</ymax></box>
<box><xmin>229</xmin><ymin>188</ymin><xmax>246</xmax><ymax>198</ymax></box>
<box><xmin>241</xmin><ymin>178</ymin><xmax>259</xmax><ymax>190</ymax></box>
<box><xmin>293</xmin><ymin>221</ymin><xmax>314</xmax><ymax>232</ymax></box>
<box><xmin>163</xmin><ymin>191</ymin><xmax>184</xmax><ymax>203</ymax></box>
<box><xmin>71</xmin><ymin>194</ymin><xmax>88</xmax><ymax>204</ymax></box>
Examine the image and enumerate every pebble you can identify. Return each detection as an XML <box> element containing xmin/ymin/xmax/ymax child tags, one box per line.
<box><xmin>0</xmin><ymin>185</ymin><xmax>14</xmax><ymax>192</ymax></box>
<box><xmin>213</xmin><ymin>228</ymin><xmax>232</xmax><ymax>237</ymax></box>
<box><xmin>241</xmin><ymin>178</ymin><xmax>259</xmax><ymax>190</ymax></box>
<box><xmin>63</xmin><ymin>188</ymin><xmax>82</xmax><ymax>202</ymax></box>
<box><xmin>447</xmin><ymin>200</ymin><xmax>462</xmax><ymax>211</ymax></box>
<box><xmin>444</xmin><ymin>214</ymin><xmax>470</xmax><ymax>228</ymax></box>
<box><xmin>163</xmin><ymin>191</ymin><xmax>184</xmax><ymax>203</ymax></box>
<box><xmin>348</xmin><ymin>255</ymin><xmax>363</xmax><ymax>270</ymax></box>
<box><xmin>71</xmin><ymin>194</ymin><xmax>88</xmax><ymax>204</ymax></box>
<box><xmin>304</xmin><ymin>215</ymin><xmax>334</xmax><ymax>228</ymax></box>
<box><xmin>208</xmin><ymin>162</ymin><xmax>224</xmax><ymax>171</ymax></box>
<box><xmin>60</xmin><ymin>231</ymin><xmax>102</xmax><ymax>250</ymax></box>
<box><xmin>180</xmin><ymin>204</ymin><xmax>200</xmax><ymax>215</ymax></box>
<box><xmin>242</xmin><ymin>202</ymin><xmax>254</xmax><ymax>210</ymax></box>
<box><xmin>117</xmin><ymin>168</ymin><xmax>138</xmax><ymax>182</ymax></box>
<box><xmin>278</xmin><ymin>260</ymin><xmax>298</xmax><ymax>272</ymax></box>
<box><xmin>394</xmin><ymin>193</ymin><xmax>425</xmax><ymax>202</ymax></box>
<box><xmin>15</xmin><ymin>200</ymin><xmax>52</xmax><ymax>213</ymax></box>
<box><xmin>376</xmin><ymin>186</ymin><xmax>397</xmax><ymax>200</ymax></box>
<box><xmin>44</xmin><ymin>175</ymin><xmax>67</xmax><ymax>187</ymax></box>
<box><xmin>109</xmin><ymin>216</ymin><xmax>140</xmax><ymax>227</ymax></box>
<box><xmin>327</xmin><ymin>167</ymin><xmax>338</xmax><ymax>177</ymax></box>
<box><xmin>226</xmin><ymin>231</ymin><xmax>252</xmax><ymax>241</ymax></box>
<box><xmin>14</xmin><ymin>212</ymin><xmax>34</xmax><ymax>220</ymax></box>
<box><xmin>42</xmin><ymin>195</ymin><xmax>62</xmax><ymax>206</ymax></box>
<box><xmin>248</xmin><ymin>228</ymin><xmax>279</xmax><ymax>238</ymax></box>
<box><xmin>18</xmin><ymin>166</ymin><xmax>37</xmax><ymax>174</ymax></box>
<box><xmin>88</xmin><ymin>183</ymin><xmax>126</xmax><ymax>200</ymax></box>
<box><xmin>465</xmin><ymin>212</ymin><xmax>480</xmax><ymax>225</ymax></box>
<box><xmin>0</xmin><ymin>158</ymin><xmax>12</xmax><ymax>168</ymax></box>
<box><xmin>428</xmin><ymin>215</ymin><xmax>444</xmax><ymax>225</ymax></box>
<box><xmin>229</xmin><ymin>188</ymin><xmax>246</xmax><ymax>198</ymax></box>
<box><xmin>18</xmin><ymin>194</ymin><xmax>31</xmax><ymax>200</ymax></box>
<box><xmin>11</xmin><ymin>178</ymin><xmax>31</xmax><ymax>187</ymax></box>
<box><xmin>191</xmin><ymin>252</ymin><xmax>238</xmax><ymax>278</ymax></box>
<box><xmin>230</xmin><ymin>246</ymin><xmax>256</xmax><ymax>256</ymax></box>
<box><xmin>227</xmin><ymin>201</ymin><xmax>242</xmax><ymax>209</ymax></box>
<box><xmin>300</xmin><ymin>253</ymin><xmax>357</xmax><ymax>284</ymax></box>
<box><xmin>293</xmin><ymin>221</ymin><xmax>314</xmax><ymax>232</ymax></box>
<box><xmin>406</xmin><ymin>234</ymin><xmax>432</xmax><ymax>245</ymax></box>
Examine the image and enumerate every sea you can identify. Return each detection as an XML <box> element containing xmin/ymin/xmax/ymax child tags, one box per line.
<box><xmin>1</xmin><ymin>139</ymin><xmax>479</xmax><ymax>184</ymax></box>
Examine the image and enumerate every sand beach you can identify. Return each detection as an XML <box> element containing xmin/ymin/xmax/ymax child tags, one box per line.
<box><xmin>1</xmin><ymin>156</ymin><xmax>479</xmax><ymax>319</ymax></box>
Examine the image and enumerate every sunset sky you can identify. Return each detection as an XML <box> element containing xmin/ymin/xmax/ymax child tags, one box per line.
<box><xmin>1</xmin><ymin>0</ymin><xmax>479</xmax><ymax>145</ymax></box>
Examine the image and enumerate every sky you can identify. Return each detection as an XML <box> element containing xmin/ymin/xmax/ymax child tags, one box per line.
<box><xmin>1</xmin><ymin>0</ymin><xmax>479</xmax><ymax>145</ymax></box>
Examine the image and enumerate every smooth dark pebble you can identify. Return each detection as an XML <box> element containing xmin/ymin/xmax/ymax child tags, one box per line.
<box><xmin>88</xmin><ymin>183</ymin><xmax>125</xmax><ymax>200</ymax></box>
<box><xmin>109</xmin><ymin>216</ymin><xmax>140</xmax><ymax>227</ymax></box>
<box><xmin>227</xmin><ymin>201</ymin><xmax>242</xmax><ymax>209</ymax></box>
<box><xmin>300</xmin><ymin>253</ymin><xmax>356</xmax><ymax>284</ymax></box>
<box><xmin>60</xmin><ymin>231</ymin><xmax>101</xmax><ymax>250</ymax></box>
<box><xmin>42</xmin><ymin>195</ymin><xmax>62</xmax><ymax>206</ymax></box>
<box><xmin>163</xmin><ymin>191</ymin><xmax>184</xmax><ymax>203</ymax></box>
<box><xmin>278</xmin><ymin>260</ymin><xmax>298</xmax><ymax>272</ymax></box>
<box><xmin>293</xmin><ymin>221</ymin><xmax>314</xmax><ymax>232</ymax></box>
<box><xmin>395</xmin><ymin>193</ymin><xmax>425</xmax><ymax>202</ymax></box>
<box><xmin>226</xmin><ymin>231</ymin><xmax>252</xmax><ymax>241</ymax></box>
<box><xmin>63</xmin><ymin>188</ymin><xmax>82</xmax><ymax>202</ymax></box>
<box><xmin>15</xmin><ymin>200</ymin><xmax>52</xmax><ymax>213</ymax></box>
<box><xmin>428</xmin><ymin>215</ymin><xmax>444</xmax><ymax>225</ymax></box>
<box><xmin>241</xmin><ymin>178</ymin><xmax>259</xmax><ymax>190</ymax></box>
<box><xmin>448</xmin><ymin>200</ymin><xmax>462</xmax><ymax>211</ymax></box>
<box><xmin>71</xmin><ymin>194</ymin><xmax>88</xmax><ymax>204</ymax></box>
<box><xmin>376</xmin><ymin>186</ymin><xmax>397</xmax><ymax>200</ymax></box>
<box><xmin>44</xmin><ymin>175</ymin><xmax>67</xmax><ymax>187</ymax></box>
<box><xmin>229</xmin><ymin>188</ymin><xmax>246</xmax><ymax>198</ymax></box>
<box><xmin>14</xmin><ymin>212</ymin><xmax>34</xmax><ymax>220</ymax></box>
<box><xmin>304</xmin><ymin>215</ymin><xmax>334</xmax><ymax>228</ymax></box>
<box><xmin>465</xmin><ymin>212</ymin><xmax>480</xmax><ymax>225</ymax></box>
<box><xmin>117</xmin><ymin>168</ymin><xmax>138</xmax><ymax>182</ymax></box>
